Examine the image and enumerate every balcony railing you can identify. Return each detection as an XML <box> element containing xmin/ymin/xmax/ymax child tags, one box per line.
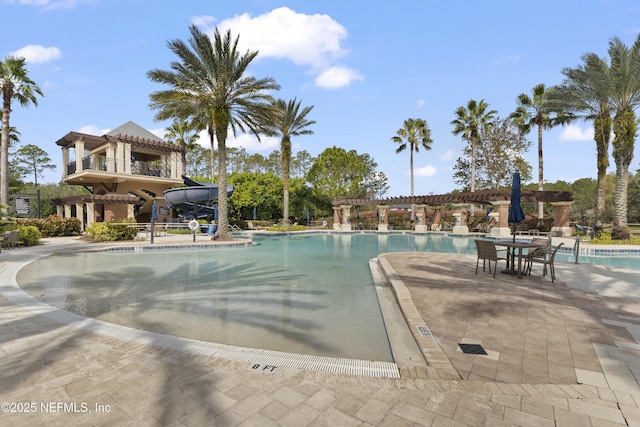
<box><xmin>65</xmin><ymin>156</ymin><xmax>171</xmax><ymax>178</ymax></box>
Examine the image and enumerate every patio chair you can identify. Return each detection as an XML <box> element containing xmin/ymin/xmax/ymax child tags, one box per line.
<box><xmin>474</xmin><ymin>239</ymin><xmax>508</xmax><ymax>278</ymax></box>
<box><xmin>2</xmin><ymin>230</ymin><xmax>19</xmax><ymax>250</ymax></box>
<box><xmin>525</xmin><ymin>242</ymin><xmax>564</xmax><ymax>282</ymax></box>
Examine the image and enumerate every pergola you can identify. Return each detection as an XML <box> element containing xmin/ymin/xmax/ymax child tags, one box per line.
<box><xmin>331</xmin><ymin>190</ymin><xmax>574</xmax><ymax>237</ymax></box>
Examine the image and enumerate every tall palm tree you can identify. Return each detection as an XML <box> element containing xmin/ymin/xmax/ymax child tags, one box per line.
<box><xmin>1</xmin><ymin>56</ymin><xmax>43</xmax><ymax>215</ymax></box>
<box><xmin>550</xmin><ymin>53</ymin><xmax>613</xmax><ymax>232</ymax></box>
<box><xmin>267</xmin><ymin>98</ymin><xmax>315</xmax><ymax>228</ymax></box>
<box><xmin>607</xmin><ymin>35</ymin><xmax>640</xmax><ymax>237</ymax></box>
<box><xmin>148</xmin><ymin>25</ymin><xmax>280</xmax><ymax>239</ymax></box>
<box><xmin>509</xmin><ymin>84</ymin><xmax>564</xmax><ymax>218</ymax></box>
<box><xmin>391</xmin><ymin>118</ymin><xmax>433</xmax><ymax>219</ymax></box>
<box><xmin>164</xmin><ymin>119</ymin><xmax>201</xmax><ymax>176</ymax></box>
<box><xmin>451</xmin><ymin>99</ymin><xmax>497</xmax><ymax>194</ymax></box>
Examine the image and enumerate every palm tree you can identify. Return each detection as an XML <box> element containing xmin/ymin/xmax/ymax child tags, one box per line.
<box><xmin>509</xmin><ymin>84</ymin><xmax>564</xmax><ymax>218</ymax></box>
<box><xmin>267</xmin><ymin>98</ymin><xmax>315</xmax><ymax>228</ymax></box>
<box><xmin>1</xmin><ymin>56</ymin><xmax>43</xmax><ymax>215</ymax></box>
<box><xmin>550</xmin><ymin>53</ymin><xmax>613</xmax><ymax>232</ymax></box>
<box><xmin>148</xmin><ymin>25</ymin><xmax>280</xmax><ymax>239</ymax></box>
<box><xmin>451</xmin><ymin>99</ymin><xmax>497</xmax><ymax>194</ymax></box>
<box><xmin>391</xmin><ymin>118</ymin><xmax>433</xmax><ymax>219</ymax></box>
<box><xmin>607</xmin><ymin>35</ymin><xmax>640</xmax><ymax>238</ymax></box>
<box><xmin>164</xmin><ymin>119</ymin><xmax>201</xmax><ymax>176</ymax></box>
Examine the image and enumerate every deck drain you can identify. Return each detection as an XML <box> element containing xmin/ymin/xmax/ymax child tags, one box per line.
<box><xmin>458</xmin><ymin>343</ymin><xmax>487</xmax><ymax>355</ymax></box>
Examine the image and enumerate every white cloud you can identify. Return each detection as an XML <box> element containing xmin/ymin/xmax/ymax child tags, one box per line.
<box><xmin>417</xmin><ymin>99</ymin><xmax>425</xmax><ymax>108</ymax></box>
<box><xmin>195</xmin><ymin>130</ymin><xmax>279</xmax><ymax>152</ymax></box>
<box><xmin>559</xmin><ymin>124</ymin><xmax>593</xmax><ymax>142</ymax></box>
<box><xmin>150</xmin><ymin>128</ymin><xmax>166</xmax><ymax>140</ymax></box>
<box><xmin>315</xmin><ymin>66</ymin><xmax>363</xmax><ymax>89</ymax></box>
<box><xmin>77</xmin><ymin>125</ymin><xmax>110</xmax><ymax>135</ymax></box>
<box><xmin>413</xmin><ymin>165</ymin><xmax>438</xmax><ymax>177</ymax></box>
<box><xmin>201</xmin><ymin>7</ymin><xmax>361</xmax><ymax>89</ymax></box>
<box><xmin>9</xmin><ymin>45</ymin><xmax>62</xmax><ymax>64</ymax></box>
<box><xmin>191</xmin><ymin>15</ymin><xmax>217</xmax><ymax>28</ymax></box>
<box><xmin>437</xmin><ymin>149</ymin><xmax>455</xmax><ymax>161</ymax></box>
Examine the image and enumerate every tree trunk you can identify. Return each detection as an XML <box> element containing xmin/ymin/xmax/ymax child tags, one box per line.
<box><xmin>594</xmin><ymin>114</ymin><xmax>611</xmax><ymax>231</ymax></box>
<box><xmin>1</xmin><ymin>97</ymin><xmax>12</xmax><ymax>215</ymax></box>
<box><xmin>208</xmin><ymin>127</ymin><xmax>215</xmax><ymax>180</ymax></box>
<box><xmin>613</xmin><ymin>162</ymin><xmax>628</xmax><ymax>229</ymax></box>
<box><xmin>215</xmin><ymin>123</ymin><xmax>230</xmax><ymax>240</ymax></box>
<box><xmin>282</xmin><ymin>137</ymin><xmax>291</xmax><ymax>228</ymax></box>
<box><xmin>410</xmin><ymin>145</ymin><xmax>415</xmax><ymax>221</ymax></box>
<box><xmin>537</xmin><ymin>123</ymin><xmax>544</xmax><ymax>218</ymax></box>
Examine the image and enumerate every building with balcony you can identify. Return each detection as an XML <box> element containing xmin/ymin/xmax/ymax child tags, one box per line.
<box><xmin>54</xmin><ymin>121</ymin><xmax>185</xmax><ymax>229</ymax></box>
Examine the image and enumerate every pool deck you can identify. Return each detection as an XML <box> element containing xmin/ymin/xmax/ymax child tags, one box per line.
<box><xmin>1</xmin><ymin>234</ymin><xmax>640</xmax><ymax>426</ymax></box>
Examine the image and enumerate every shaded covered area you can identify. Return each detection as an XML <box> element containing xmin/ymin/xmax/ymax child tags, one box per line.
<box><xmin>332</xmin><ymin>190</ymin><xmax>574</xmax><ymax>237</ymax></box>
<box><xmin>51</xmin><ymin>194</ymin><xmax>144</xmax><ymax>229</ymax></box>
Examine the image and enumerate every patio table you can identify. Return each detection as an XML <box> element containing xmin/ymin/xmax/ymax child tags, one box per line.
<box><xmin>494</xmin><ymin>241</ymin><xmax>547</xmax><ymax>279</ymax></box>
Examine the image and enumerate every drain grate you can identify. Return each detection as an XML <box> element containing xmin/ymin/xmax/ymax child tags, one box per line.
<box><xmin>458</xmin><ymin>343</ymin><xmax>487</xmax><ymax>355</ymax></box>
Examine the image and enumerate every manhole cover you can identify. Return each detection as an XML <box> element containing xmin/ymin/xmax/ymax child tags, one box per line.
<box><xmin>458</xmin><ymin>343</ymin><xmax>487</xmax><ymax>355</ymax></box>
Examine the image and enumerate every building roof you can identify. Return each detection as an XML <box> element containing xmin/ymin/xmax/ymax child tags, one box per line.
<box><xmin>55</xmin><ymin>121</ymin><xmax>183</xmax><ymax>154</ymax></box>
<box><xmin>106</xmin><ymin>121</ymin><xmax>166</xmax><ymax>143</ymax></box>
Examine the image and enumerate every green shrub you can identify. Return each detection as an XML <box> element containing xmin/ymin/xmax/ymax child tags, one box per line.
<box><xmin>266</xmin><ymin>225</ymin><xmax>307</xmax><ymax>232</ymax></box>
<box><xmin>10</xmin><ymin>216</ymin><xmax>81</xmax><ymax>237</ymax></box>
<box><xmin>16</xmin><ymin>225</ymin><xmax>42</xmax><ymax>247</ymax></box>
<box><xmin>86</xmin><ymin>220</ymin><xmax>137</xmax><ymax>241</ymax></box>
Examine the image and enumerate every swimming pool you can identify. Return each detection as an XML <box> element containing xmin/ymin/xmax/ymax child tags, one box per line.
<box><xmin>16</xmin><ymin>233</ymin><xmax>640</xmax><ymax>363</ymax></box>
<box><xmin>19</xmin><ymin>234</ymin><xmax>476</xmax><ymax>362</ymax></box>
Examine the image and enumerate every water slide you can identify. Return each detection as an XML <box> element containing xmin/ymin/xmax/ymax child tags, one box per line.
<box><xmin>163</xmin><ymin>176</ymin><xmax>233</xmax><ymax>217</ymax></box>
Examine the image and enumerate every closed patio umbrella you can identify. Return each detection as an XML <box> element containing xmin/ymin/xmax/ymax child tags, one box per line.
<box><xmin>150</xmin><ymin>200</ymin><xmax>158</xmax><ymax>244</ymax></box>
<box><xmin>508</xmin><ymin>171</ymin><xmax>526</xmax><ymax>243</ymax></box>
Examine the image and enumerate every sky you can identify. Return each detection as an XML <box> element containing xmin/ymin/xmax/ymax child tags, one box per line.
<box><xmin>2</xmin><ymin>0</ymin><xmax>640</xmax><ymax>197</ymax></box>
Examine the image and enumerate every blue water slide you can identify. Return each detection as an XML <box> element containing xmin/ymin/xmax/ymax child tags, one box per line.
<box><xmin>163</xmin><ymin>176</ymin><xmax>233</xmax><ymax>214</ymax></box>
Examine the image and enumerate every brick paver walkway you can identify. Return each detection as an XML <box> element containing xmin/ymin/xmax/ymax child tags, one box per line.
<box><xmin>1</xmin><ymin>235</ymin><xmax>639</xmax><ymax>426</ymax></box>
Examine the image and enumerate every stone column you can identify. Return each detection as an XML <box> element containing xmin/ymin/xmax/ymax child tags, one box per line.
<box><xmin>56</xmin><ymin>205</ymin><xmax>63</xmax><ymax>217</ymax></box>
<box><xmin>61</xmin><ymin>148</ymin><xmax>69</xmax><ymax>178</ymax></box>
<box><xmin>116</xmin><ymin>141</ymin><xmax>125</xmax><ymax>174</ymax></box>
<box><xmin>75</xmin><ymin>203</ymin><xmax>84</xmax><ymax>232</ymax></box>
<box><xmin>340</xmin><ymin>205</ymin><xmax>352</xmax><ymax>231</ymax></box>
<box><xmin>415</xmin><ymin>204</ymin><xmax>428</xmax><ymax>233</ymax></box>
<box><xmin>75</xmin><ymin>140</ymin><xmax>85</xmax><ymax>172</ymax></box>
<box><xmin>127</xmin><ymin>204</ymin><xmax>135</xmax><ymax>219</ymax></box>
<box><xmin>489</xmin><ymin>201</ymin><xmax>512</xmax><ymax>238</ymax></box>
<box><xmin>106</xmin><ymin>144</ymin><xmax>116</xmax><ymax>172</ymax></box>
<box><xmin>64</xmin><ymin>204</ymin><xmax>72</xmax><ymax>219</ymax></box>
<box><xmin>452</xmin><ymin>204</ymin><xmax>469</xmax><ymax>234</ymax></box>
<box><xmin>332</xmin><ymin>207</ymin><xmax>341</xmax><ymax>230</ymax></box>
<box><xmin>431</xmin><ymin>207</ymin><xmax>442</xmax><ymax>231</ymax></box>
<box><xmin>86</xmin><ymin>203</ymin><xmax>95</xmax><ymax>228</ymax></box>
<box><xmin>377</xmin><ymin>205</ymin><xmax>389</xmax><ymax>231</ymax></box>
<box><xmin>551</xmin><ymin>201</ymin><xmax>573</xmax><ymax>237</ymax></box>
<box><xmin>124</xmin><ymin>144</ymin><xmax>132</xmax><ymax>174</ymax></box>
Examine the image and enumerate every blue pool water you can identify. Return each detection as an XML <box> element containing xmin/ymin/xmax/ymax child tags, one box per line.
<box><xmin>16</xmin><ymin>233</ymin><xmax>640</xmax><ymax>361</ymax></box>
